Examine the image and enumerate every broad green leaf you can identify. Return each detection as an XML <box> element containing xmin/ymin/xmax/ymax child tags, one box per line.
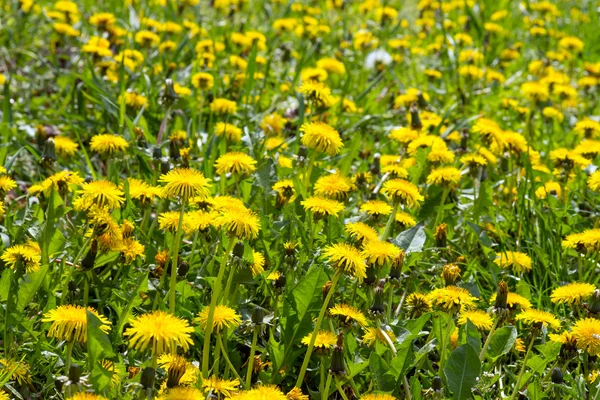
<box><xmin>392</xmin><ymin>221</ymin><xmax>426</xmax><ymax>254</ymax></box>
<box><xmin>444</xmin><ymin>344</ymin><xmax>481</xmax><ymax>400</ymax></box>
<box><xmin>369</xmin><ymin>352</ymin><xmax>395</xmax><ymax>392</ymax></box>
<box><xmin>487</xmin><ymin>326</ymin><xmax>517</xmax><ymax>360</ymax></box>
<box><xmin>86</xmin><ymin>311</ymin><xmax>115</xmax><ymax>375</ymax></box>
<box><xmin>17</xmin><ymin>265</ymin><xmax>49</xmax><ymax>311</ymax></box>
<box><xmin>459</xmin><ymin>319</ymin><xmax>482</xmax><ymax>352</ymax></box>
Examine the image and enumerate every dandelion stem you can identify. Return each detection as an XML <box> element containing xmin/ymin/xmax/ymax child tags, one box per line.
<box><xmin>245</xmin><ymin>326</ymin><xmax>259</xmax><ymax>389</ymax></box>
<box><xmin>510</xmin><ymin>333</ymin><xmax>536</xmax><ymax>400</ymax></box>
<box><xmin>296</xmin><ymin>270</ymin><xmax>342</xmax><ymax>388</ymax></box>
<box><xmin>336</xmin><ymin>378</ymin><xmax>349</xmax><ymax>400</ymax></box>
<box><xmin>479</xmin><ymin>317</ymin><xmax>500</xmax><ymax>362</ymax></box>
<box><xmin>168</xmin><ymin>198</ymin><xmax>187</xmax><ymax>314</ymax></box>
<box><xmin>380</xmin><ymin>202</ymin><xmax>399</xmax><ymax>241</ymax></box>
<box><xmin>216</xmin><ymin>334</ymin><xmax>243</xmax><ymax>384</ymax></box>
<box><xmin>202</xmin><ymin>238</ymin><xmax>236</xmax><ymax>378</ymax></box>
<box><xmin>323</xmin><ymin>373</ymin><xmax>333</xmax><ymax>399</ymax></box>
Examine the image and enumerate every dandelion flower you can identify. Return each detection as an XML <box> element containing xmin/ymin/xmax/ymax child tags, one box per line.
<box><xmin>588</xmin><ymin>171</ymin><xmax>600</xmax><ymax>191</ymax></box>
<box><xmin>201</xmin><ymin>376</ymin><xmax>240</xmax><ymax>397</ymax></box>
<box><xmin>494</xmin><ymin>251</ymin><xmax>532</xmax><ymax>273</ymax></box>
<box><xmin>53</xmin><ymin>136</ymin><xmax>79</xmax><ymax>157</ymax></box>
<box><xmin>0</xmin><ymin>175</ymin><xmax>16</xmax><ymax>192</ymax></box>
<box><xmin>314</xmin><ymin>173</ymin><xmax>355</xmax><ymax>200</ymax></box>
<box><xmin>210</xmin><ymin>98</ymin><xmax>237</xmax><ymax>115</ymax></box>
<box><xmin>345</xmin><ymin>222</ymin><xmax>379</xmax><ymax>243</ymax></box>
<box><xmin>489</xmin><ymin>292</ymin><xmax>532</xmax><ymax>310</ymax></box>
<box><xmin>572</xmin><ymin>318</ymin><xmax>600</xmax><ymax>355</ymax></box>
<box><xmin>551</xmin><ymin>282</ymin><xmax>595</xmax><ymax>305</ymax></box>
<box><xmin>124</xmin><ymin>311</ymin><xmax>194</xmax><ymax>355</ymax></box>
<box><xmin>360</xmin><ymin>200</ymin><xmax>392</xmax><ymax>217</ymax></box>
<box><xmin>515</xmin><ymin>309</ymin><xmax>561</xmax><ymax>330</ymax></box>
<box><xmin>191</xmin><ymin>72</ymin><xmax>214</xmax><ymax>90</ymax></box>
<box><xmin>159</xmin><ymin>387</ymin><xmax>204</xmax><ymax>399</ymax></box>
<box><xmin>360</xmin><ymin>394</ymin><xmax>397</xmax><ymax>400</ymax></box>
<box><xmin>127</xmin><ymin>178</ymin><xmax>164</xmax><ymax>204</ymax></box>
<box><xmin>458</xmin><ymin>310</ymin><xmax>494</xmax><ymax>330</ymax></box>
<box><xmin>405</xmin><ymin>293</ymin><xmax>432</xmax><ymax>316</ymax></box>
<box><xmin>43</xmin><ymin>305</ymin><xmax>111</xmax><ymax>343</ymax></box>
<box><xmin>297</xmin><ymin>80</ymin><xmax>334</xmax><ymax>108</ymax></box>
<box><xmin>1</xmin><ymin>241</ymin><xmax>41</xmax><ymax>273</ymax></box>
<box><xmin>69</xmin><ymin>394</ymin><xmax>109</xmax><ymax>400</ymax></box>
<box><xmin>426</xmin><ymin>167</ymin><xmax>462</xmax><ymax>186</ymax></box>
<box><xmin>381</xmin><ymin>179</ymin><xmax>424</xmax><ymax>207</ymax></box>
<box><xmin>301</xmin><ymin>330</ymin><xmax>337</xmax><ymax>350</ymax></box>
<box><xmin>286</xmin><ymin>387</ymin><xmax>309</xmax><ymax>400</ymax></box>
<box><xmin>251</xmin><ymin>250</ymin><xmax>265</xmax><ymax>276</ymax></box>
<box><xmin>362</xmin><ymin>327</ymin><xmax>397</xmax><ymax>347</ymax></box>
<box><xmin>74</xmin><ymin>180</ymin><xmax>124</xmax><ymax>211</ymax></box>
<box><xmin>322</xmin><ymin>243</ymin><xmax>367</xmax><ymax>280</ymax></box>
<box><xmin>159</xmin><ymin>168</ymin><xmax>212</xmax><ymax>200</ymax></box>
<box><xmin>214</xmin><ymin>207</ymin><xmax>261</xmax><ymax>239</ymax></box>
<box><xmin>301</xmin><ymin>196</ymin><xmax>344</xmax><ymax>218</ymax></box>
<box><xmin>214</xmin><ymin>122</ymin><xmax>242</xmax><ymax>143</ymax></box>
<box><xmin>0</xmin><ymin>358</ymin><xmax>32</xmax><ymax>385</ymax></box>
<box><xmin>214</xmin><ymin>152</ymin><xmax>257</xmax><ymax>175</ymax></box>
<box><xmin>428</xmin><ymin>286</ymin><xmax>478</xmax><ymax>312</ymax></box>
<box><xmin>329</xmin><ymin>304</ymin><xmax>369</xmax><ymax>327</ymax></box>
<box><xmin>195</xmin><ymin>305</ymin><xmax>242</xmax><ymax>333</ymax></box>
<box><xmin>300</xmin><ymin>122</ymin><xmax>343</xmax><ymax>156</ymax></box>
<box><xmin>361</xmin><ymin>240</ymin><xmax>401</xmax><ymax>266</ymax></box>
<box><xmin>563</xmin><ymin>229</ymin><xmax>600</xmax><ymax>252</ymax></box>
<box><xmin>89</xmin><ymin>134</ymin><xmax>129</xmax><ymax>154</ymax></box>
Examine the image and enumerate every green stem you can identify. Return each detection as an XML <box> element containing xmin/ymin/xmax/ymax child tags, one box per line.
<box><xmin>202</xmin><ymin>238</ymin><xmax>236</xmax><ymax>378</ymax></box>
<box><xmin>3</xmin><ymin>269</ymin><xmax>13</xmax><ymax>353</ymax></box>
<box><xmin>212</xmin><ymin>331</ymin><xmax>222</xmax><ymax>375</ymax></box>
<box><xmin>433</xmin><ymin>188</ymin><xmax>450</xmax><ymax>228</ymax></box>
<box><xmin>221</xmin><ymin>258</ymin><xmax>238</xmax><ymax>305</ymax></box>
<box><xmin>479</xmin><ymin>318</ymin><xmax>499</xmax><ymax>362</ymax></box>
<box><xmin>216</xmin><ymin>334</ymin><xmax>243</xmax><ymax>383</ymax></box>
<box><xmin>380</xmin><ymin>202</ymin><xmax>399</xmax><ymax>241</ymax></box>
<box><xmin>66</xmin><ymin>339</ymin><xmax>74</xmax><ymax>372</ymax></box>
<box><xmin>336</xmin><ymin>378</ymin><xmax>349</xmax><ymax>400</ymax></box>
<box><xmin>319</xmin><ymin>356</ymin><xmax>326</xmax><ymax>395</ymax></box>
<box><xmin>295</xmin><ymin>271</ymin><xmax>342</xmax><ymax>388</ymax></box>
<box><xmin>168</xmin><ymin>199</ymin><xmax>187</xmax><ymax>314</ymax></box>
<box><xmin>245</xmin><ymin>326</ymin><xmax>259</xmax><ymax>389</ymax></box>
<box><xmin>323</xmin><ymin>373</ymin><xmax>333</xmax><ymax>399</ymax></box>
<box><xmin>510</xmin><ymin>333</ymin><xmax>536</xmax><ymax>400</ymax></box>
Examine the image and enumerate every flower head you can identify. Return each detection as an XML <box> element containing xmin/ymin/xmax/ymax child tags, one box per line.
<box><xmin>1</xmin><ymin>241</ymin><xmax>41</xmax><ymax>273</ymax></box>
<box><xmin>361</xmin><ymin>240</ymin><xmax>401</xmax><ymax>266</ymax></box>
<box><xmin>322</xmin><ymin>243</ymin><xmax>367</xmax><ymax>280</ymax></box>
<box><xmin>300</xmin><ymin>122</ymin><xmax>343</xmax><ymax>156</ymax></box>
<box><xmin>329</xmin><ymin>304</ymin><xmax>369</xmax><ymax>327</ymax></box>
<box><xmin>458</xmin><ymin>310</ymin><xmax>494</xmax><ymax>330</ymax></box>
<box><xmin>301</xmin><ymin>196</ymin><xmax>344</xmax><ymax>218</ymax></box>
<box><xmin>201</xmin><ymin>376</ymin><xmax>240</xmax><ymax>397</ymax></box>
<box><xmin>572</xmin><ymin>318</ymin><xmax>600</xmax><ymax>355</ymax></box>
<box><xmin>345</xmin><ymin>222</ymin><xmax>379</xmax><ymax>243</ymax></box>
<box><xmin>196</xmin><ymin>305</ymin><xmax>242</xmax><ymax>333</ymax></box>
<box><xmin>159</xmin><ymin>387</ymin><xmax>204</xmax><ymax>400</ymax></box>
<box><xmin>314</xmin><ymin>173</ymin><xmax>355</xmax><ymax>200</ymax></box>
<box><xmin>301</xmin><ymin>330</ymin><xmax>337</xmax><ymax>350</ymax></box>
<box><xmin>43</xmin><ymin>305</ymin><xmax>111</xmax><ymax>343</ymax></box>
<box><xmin>494</xmin><ymin>251</ymin><xmax>532</xmax><ymax>273</ymax></box>
<box><xmin>360</xmin><ymin>200</ymin><xmax>392</xmax><ymax>217</ymax></box>
<box><xmin>74</xmin><ymin>180</ymin><xmax>124</xmax><ymax>211</ymax></box>
<box><xmin>215</xmin><ymin>152</ymin><xmax>257</xmax><ymax>175</ymax></box>
<box><xmin>214</xmin><ymin>207</ymin><xmax>261</xmax><ymax>239</ymax></box>
<box><xmin>159</xmin><ymin>168</ymin><xmax>212</xmax><ymax>200</ymax></box>
<box><xmin>428</xmin><ymin>286</ymin><xmax>478</xmax><ymax>312</ymax></box>
<box><xmin>551</xmin><ymin>282</ymin><xmax>596</xmax><ymax>305</ymax></box>
<box><xmin>426</xmin><ymin>166</ymin><xmax>462</xmax><ymax>186</ymax></box>
<box><xmin>381</xmin><ymin>179</ymin><xmax>424</xmax><ymax>207</ymax></box>
<box><xmin>89</xmin><ymin>134</ymin><xmax>129</xmax><ymax>154</ymax></box>
<box><xmin>515</xmin><ymin>309</ymin><xmax>561</xmax><ymax>330</ymax></box>
<box><xmin>124</xmin><ymin>311</ymin><xmax>194</xmax><ymax>355</ymax></box>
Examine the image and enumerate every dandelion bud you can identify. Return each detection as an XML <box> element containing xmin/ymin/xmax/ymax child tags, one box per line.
<box><xmin>442</xmin><ymin>264</ymin><xmax>461</xmax><ymax>286</ymax></box>
<box><xmin>169</xmin><ymin>139</ymin><xmax>180</xmax><ymax>160</ymax></box>
<box><xmin>329</xmin><ymin>332</ymin><xmax>346</xmax><ymax>377</ymax></box>
<box><xmin>252</xmin><ymin>307</ymin><xmax>265</xmax><ymax>325</ymax></box>
<box><xmin>369</xmin><ymin>279</ymin><xmax>386</xmax><ymax>317</ymax></box>
<box><xmin>42</xmin><ymin>138</ymin><xmax>57</xmax><ymax>167</ymax></box>
<box><xmin>153</xmin><ymin>146</ymin><xmax>162</xmax><ymax>160</ymax></box>
<box><xmin>588</xmin><ymin>289</ymin><xmax>600</xmax><ymax>315</ymax></box>
<box><xmin>494</xmin><ymin>281</ymin><xmax>509</xmax><ymax>312</ymax></box>
<box><xmin>551</xmin><ymin>367</ymin><xmax>563</xmax><ymax>384</ymax></box>
<box><xmin>68</xmin><ymin>364</ymin><xmax>82</xmax><ymax>384</ymax></box>
<box><xmin>417</xmin><ymin>91</ymin><xmax>428</xmax><ymax>108</ymax></box>
<box><xmin>410</xmin><ymin>103</ymin><xmax>422</xmax><ymax>131</ymax></box>
<box><xmin>435</xmin><ymin>223</ymin><xmax>447</xmax><ymax>248</ymax></box>
<box><xmin>370</xmin><ymin>153</ymin><xmax>380</xmax><ymax>175</ymax></box>
<box><xmin>134</xmin><ymin>127</ymin><xmax>147</xmax><ymax>148</ymax></box>
<box><xmin>322</xmin><ymin>281</ymin><xmax>332</xmax><ymax>303</ymax></box>
<box><xmin>166</xmin><ymin>356</ymin><xmax>187</xmax><ymax>388</ymax></box>
<box><xmin>164</xmin><ymin>79</ymin><xmax>176</xmax><ymax>104</ymax></box>
<box><xmin>160</xmin><ymin>160</ymin><xmax>170</xmax><ymax>175</ymax></box>
<box><xmin>389</xmin><ymin>250</ymin><xmax>405</xmax><ymax>282</ymax></box>
<box><xmin>177</xmin><ymin>260</ymin><xmax>189</xmax><ymax>277</ymax></box>
<box><xmin>274</xmin><ymin>273</ymin><xmax>286</xmax><ymax>290</ymax></box>
<box><xmin>297</xmin><ymin>145</ymin><xmax>308</xmax><ymax>159</ymax></box>
<box><xmin>365</xmin><ymin>266</ymin><xmax>377</xmax><ymax>286</ymax></box>
<box><xmin>233</xmin><ymin>241</ymin><xmax>245</xmax><ymax>258</ymax></box>
<box><xmin>432</xmin><ymin>375</ymin><xmax>443</xmax><ymax>393</ymax></box>
<box><xmin>81</xmin><ymin>239</ymin><xmax>98</xmax><ymax>271</ymax></box>
<box><xmin>68</xmin><ymin>280</ymin><xmax>78</xmax><ymax>293</ymax></box>
<box><xmin>84</xmin><ymin>175</ymin><xmax>94</xmax><ymax>184</ymax></box>
<box><xmin>140</xmin><ymin>367</ymin><xmax>155</xmax><ymax>389</ymax></box>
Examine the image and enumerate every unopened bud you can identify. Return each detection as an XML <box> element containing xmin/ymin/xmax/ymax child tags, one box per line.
<box><xmin>410</xmin><ymin>103</ymin><xmax>423</xmax><ymax>131</ymax></box>
<box><xmin>68</xmin><ymin>364</ymin><xmax>82</xmax><ymax>384</ymax></box>
<box><xmin>442</xmin><ymin>264</ymin><xmax>461</xmax><ymax>286</ymax></box>
<box><xmin>551</xmin><ymin>367</ymin><xmax>563</xmax><ymax>384</ymax></box>
<box><xmin>329</xmin><ymin>332</ymin><xmax>346</xmax><ymax>377</ymax></box>
<box><xmin>369</xmin><ymin>279</ymin><xmax>386</xmax><ymax>317</ymax></box>
<box><xmin>166</xmin><ymin>356</ymin><xmax>187</xmax><ymax>388</ymax></box>
<box><xmin>42</xmin><ymin>138</ymin><xmax>56</xmax><ymax>166</ymax></box>
<box><xmin>233</xmin><ymin>241</ymin><xmax>245</xmax><ymax>258</ymax></box>
<box><xmin>435</xmin><ymin>223</ymin><xmax>447</xmax><ymax>248</ymax></box>
<box><xmin>588</xmin><ymin>289</ymin><xmax>600</xmax><ymax>315</ymax></box>
<box><xmin>140</xmin><ymin>367</ymin><xmax>155</xmax><ymax>389</ymax></box>
<box><xmin>252</xmin><ymin>307</ymin><xmax>265</xmax><ymax>325</ymax></box>
<box><xmin>494</xmin><ymin>281</ymin><xmax>509</xmax><ymax>312</ymax></box>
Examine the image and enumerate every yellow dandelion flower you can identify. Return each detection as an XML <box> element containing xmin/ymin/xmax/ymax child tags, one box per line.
<box><xmin>361</xmin><ymin>240</ymin><xmax>401</xmax><ymax>266</ymax></box>
<box><xmin>89</xmin><ymin>134</ymin><xmax>129</xmax><ymax>154</ymax></box>
<box><xmin>124</xmin><ymin>311</ymin><xmax>194</xmax><ymax>355</ymax></box>
<box><xmin>572</xmin><ymin>318</ymin><xmax>600</xmax><ymax>355</ymax></box>
<box><xmin>157</xmin><ymin>354</ymin><xmax>199</xmax><ymax>386</ymax></box>
<box><xmin>360</xmin><ymin>200</ymin><xmax>392</xmax><ymax>217</ymax></box>
<box><xmin>515</xmin><ymin>309</ymin><xmax>561</xmax><ymax>330</ymax></box>
<box><xmin>210</xmin><ymin>98</ymin><xmax>237</xmax><ymax>115</ymax></box>
<box><xmin>322</xmin><ymin>243</ymin><xmax>367</xmax><ymax>280</ymax></box>
<box><xmin>119</xmin><ymin>238</ymin><xmax>145</xmax><ymax>264</ymax></box>
<box><xmin>1</xmin><ymin>241</ymin><xmax>41</xmax><ymax>273</ymax></box>
<box><xmin>126</xmin><ymin>178</ymin><xmax>163</xmax><ymax>204</ymax></box>
<box><xmin>301</xmin><ymin>196</ymin><xmax>344</xmax><ymax>218</ymax></box>
<box><xmin>43</xmin><ymin>305</ymin><xmax>111</xmax><ymax>344</ymax></box>
<box><xmin>301</xmin><ymin>330</ymin><xmax>337</xmax><ymax>350</ymax></box>
<box><xmin>489</xmin><ymin>292</ymin><xmax>532</xmax><ymax>310</ymax></box>
<box><xmin>395</xmin><ymin>211</ymin><xmax>417</xmax><ymax>228</ymax></box>
<box><xmin>405</xmin><ymin>293</ymin><xmax>432</xmax><ymax>316</ymax></box>
<box><xmin>329</xmin><ymin>304</ymin><xmax>369</xmax><ymax>327</ymax></box>
<box><xmin>362</xmin><ymin>326</ymin><xmax>397</xmax><ymax>347</ymax></box>
<box><xmin>191</xmin><ymin>72</ymin><xmax>214</xmax><ymax>90</ymax></box>
<box><xmin>0</xmin><ymin>358</ymin><xmax>32</xmax><ymax>385</ymax></box>
<box><xmin>426</xmin><ymin>166</ymin><xmax>462</xmax><ymax>186</ymax></box>
<box><xmin>551</xmin><ymin>282</ymin><xmax>595</xmax><ymax>305</ymax></box>
<box><xmin>314</xmin><ymin>173</ymin><xmax>355</xmax><ymax>200</ymax></box>
<box><xmin>214</xmin><ymin>122</ymin><xmax>242</xmax><ymax>143</ymax></box>
<box><xmin>494</xmin><ymin>251</ymin><xmax>532</xmax><ymax>273</ymax></box>
<box><xmin>69</xmin><ymin>394</ymin><xmax>109</xmax><ymax>400</ymax></box>
<box><xmin>458</xmin><ymin>310</ymin><xmax>494</xmax><ymax>330</ymax></box>
<box><xmin>196</xmin><ymin>306</ymin><xmax>241</xmax><ymax>333</ymax></box>
<box><xmin>300</xmin><ymin>121</ymin><xmax>343</xmax><ymax>156</ymax></box>
<box><xmin>201</xmin><ymin>376</ymin><xmax>240</xmax><ymax>397</ymax></box>
<box><xmin>0</xmin><ymin>175</ymin><xmax>16</xmax><ymax>192</ymax></box>
<box><xmin>214</xmin><ymin>207</ymin><xmax>261</xmax><ymax>240</ymax></box>
<box><xmin>214</xmin><ymin>152</ymin><xmax>257</xmax><ymax>175</ymax></box>
<box><xmin>381</xmin><ymin>179</ymin><xmax>424</xmax><ymax>207</ymax></box>
<box><xmin>286</xmin><ymin>387</ymin><xmax>309</xmax><ymax>400</ymax></box>
<box><xmin>53</xmin><ymin>136</ymin><xmax>79</xmax><ymax>157</ymax></box>
<box><xmin>548</xmin><ymin>331</ymin><xmax>577</xmax><ymax>347</ymax></box>
<box><xmin>360</xmin><ymin>394</ymin><xmax>397</xmax><ymax>400</ymax></box>
<box><xmin>251</xmin><ymin>250</ymin><xmax>265</xmax><ymax>276</ymax></box>
<box><xmin>159</xmin><ymin>168</ymin><xmax>212</xmax><ymax>200</ymax></box>
<box><xmin>297</xmin><ymin>80</ymin><xmax>334</xmax><ymax>108</ymax></box>
<box><xmin>158</xmin><ymin>387</ymin><xmax>204</xmax><ymax>400</ymax></box>
<box><xmin>563</xmin><ymin>229</ymin><xmax>600</xmax><ymax>252</ymax></box>
<box><xmin>345</xmin><ymin>222</ymin><xmax>379</xmax><ymax>243</ymax></box>
<box><xmin>428</xmin><ymin>286</ymin><xmax>478</xmax><ymax>312</ymax></box>
<box><xmin>588</xmin><ymin>171</ymin><xmax>600</xmax><ymax>191</ymax></box>
<box><xmin>74</xmin><ymin>180</ymin><xmax>124</xmax><ymax>211</ymax></box>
